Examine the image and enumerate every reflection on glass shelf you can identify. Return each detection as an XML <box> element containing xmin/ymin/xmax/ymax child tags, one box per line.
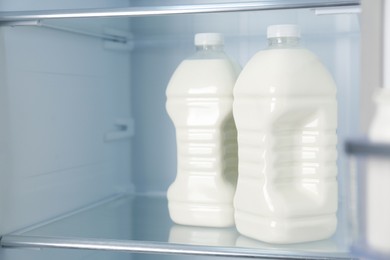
<box><xmin>2</xmin><ymin>194</ymin><xmax>354</xmax><ymax>259</ymax></box>
<box><xmin>236</xmin><ymin>235</ymin><xmax>341</xmax><ymax>253</ymax></box>
<box><xmin>169</xmin><ymin>225</ymin><xmax>238</xmax><ymax>247</ymax></box>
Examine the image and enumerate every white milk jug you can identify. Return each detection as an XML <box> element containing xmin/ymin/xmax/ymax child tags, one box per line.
<box><xmin>366</xmin><ymin>89</ymin><xmax>390</xmax><ymax>255</ymax></box>
<box><xmin>166</xmin><ymin>33</ymin><xmax>239</xmax><ymax>227</ymax></box>
<box><xmin>233</xmin><ymin>24</ymin><xmax>338</xmax><ymax>243</ymax></box>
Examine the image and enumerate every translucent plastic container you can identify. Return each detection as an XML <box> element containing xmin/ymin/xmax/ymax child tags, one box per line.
<box><xmin>166</xmin><ymin>33</ymin><xmax>239</xmax><ymax>227</ymax></box>
<box><xmin>233</xmin><ymin>24</ymin><xmax>338</xmax><ymax>243</ymax></box>
<box><xmin>351</xmin><ymin>89</ymin><xmax>390</xmax><ymax>259</ymax></box>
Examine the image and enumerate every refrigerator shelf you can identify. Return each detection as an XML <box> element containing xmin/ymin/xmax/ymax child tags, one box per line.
<box><xmin>345</xmin><ymin>139</ymin><xmax>390</xmax><ymax>157</ymax></box>
<box><xmin>0</xmin><ymin>0</ymin><xmax>359</xmax><ymax>22</ymax></box>
<box><xmin>0</xmin><ymin>194</ymin><xmax>355</xmax><ymax>259</ymax></box>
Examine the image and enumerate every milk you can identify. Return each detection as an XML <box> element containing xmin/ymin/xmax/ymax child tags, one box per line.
<box><xmin>166</xmin><ymin>33</ymin><xmax>238</xmax><ymax>227</ymax></box>
<box><xmin>366</xmin><ymin>89</ymin><xmax>390</xmax><ymax>255</ymax></box>
<box><xmin>233</xmin><ymin>25</ymin><xmax>338</xmax><ymax>243</ymax></box>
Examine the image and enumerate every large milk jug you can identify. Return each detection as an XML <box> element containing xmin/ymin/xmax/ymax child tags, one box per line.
<box><xmin>166</xmin><ymin>33</ymin><xmax>239</xmax><ymax>227</ymax></box>
<box><xmin>233</xmin><ymin>24</ymin><xmax>338</xmax><ymax>243</ymax></box>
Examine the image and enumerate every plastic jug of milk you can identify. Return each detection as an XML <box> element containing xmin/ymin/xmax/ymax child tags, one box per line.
<box><xmin>366</xmin><ymin>89</ymin><xmax>390</xmax><ymax>255</ymax></box>
<box><xmin>166</xmin><ymin>33</ymin><xmax>239</xmax><ymax>227</ymax></box>
<box><xmin>233</xmin><ymin>24</ymin><xmax>338</xmax><ymax>243</ymax></box>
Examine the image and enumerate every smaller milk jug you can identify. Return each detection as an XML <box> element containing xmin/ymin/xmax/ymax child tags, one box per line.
<box><xmin>166</xmin><ymin>33</ymin><xmax>239</xmax><ymax>227</ymax></box>
<box><xmin>233</xmin><ymin>24</ymin><xmax>338</xmax><ymax>243</ymax></box>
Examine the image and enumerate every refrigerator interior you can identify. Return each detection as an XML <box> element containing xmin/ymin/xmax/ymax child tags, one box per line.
<box><xmin>0</xmin><ymin>0</ymin><xmax>361</xmax><ymax>259</ymax></box>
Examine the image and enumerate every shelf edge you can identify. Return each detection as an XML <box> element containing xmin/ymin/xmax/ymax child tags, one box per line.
<box><xmin>0</xmin><ymin>235</ymin><xmax>356</xmax><ymax>260</ymax></box>
<box><xmin>0</xmin><ymin>1</ymin><xmax>360</xmax><ymax>22</ymax></box>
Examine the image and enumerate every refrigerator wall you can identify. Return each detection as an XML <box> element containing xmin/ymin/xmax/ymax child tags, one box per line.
<box><xmin>0</xmin><ymin>0</ymin><xmax>363</xmax><ymax>259</ymax></box>
<box><xmin>0</xmin><ymin>0</ymin><xmax>134</xmax><ymax>235</ymax></box>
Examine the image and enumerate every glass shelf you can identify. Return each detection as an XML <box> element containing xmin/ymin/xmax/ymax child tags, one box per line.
<box><xmin>0</xmin><ymin>0</ymin><xmax>359</xmax><ymax>22</ymax></box>
<box><xmin>0</xmin><ymin>194</ymin><xmax>355</xmax><ymax>259</ymax></box>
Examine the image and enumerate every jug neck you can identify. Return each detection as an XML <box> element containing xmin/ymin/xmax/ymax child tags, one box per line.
<box><xmin>268</xmin><ymin>36</ymin><xmax>300</xmax><ymax>49</ymax></box>
<box><xmin>191</xmin><ymin>44</ymin><xmax>227</xmax><ymax>60</ymax></box>
<box><xmin>196</xmin><ymin>44</ymin><xmax>224</xmax><ymax>52</ymax></box>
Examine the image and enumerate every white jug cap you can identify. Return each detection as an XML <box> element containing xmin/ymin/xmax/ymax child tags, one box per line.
<box><xmin>267</xmin><ymin>24</ymin><xmax>301</xmax><ymax>38</ymax></box>
<box><xmin>195</xmin><ymin>33</ymin><xmax>224</xmax><ymax>46</ymax></box>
